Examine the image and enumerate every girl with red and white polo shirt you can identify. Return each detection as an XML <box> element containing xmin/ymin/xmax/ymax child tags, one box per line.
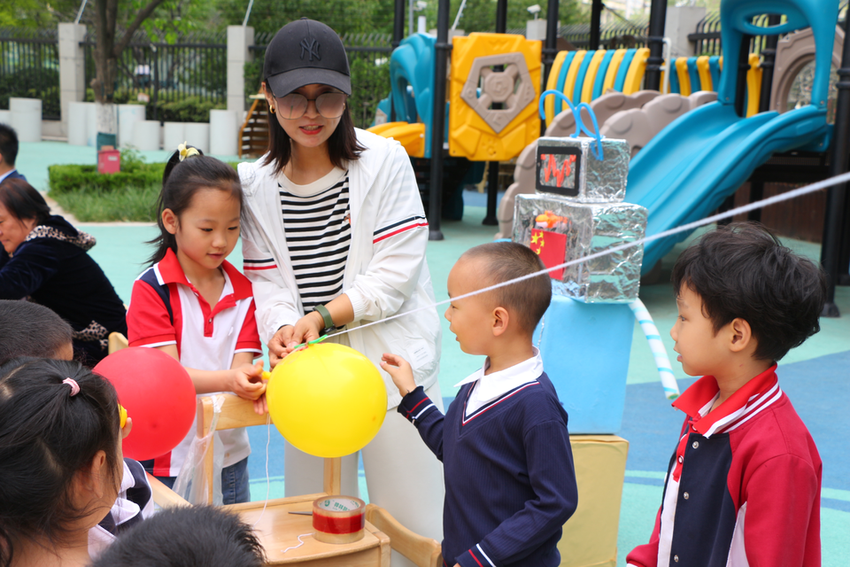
<box><xmin>127</xmin><ymin>146</ymin><xmax>264</xmax><ymax>504</ymax></box>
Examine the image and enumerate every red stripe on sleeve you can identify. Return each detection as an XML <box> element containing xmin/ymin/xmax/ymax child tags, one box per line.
<box><xmin>373</xmin><ymin>222</ymin><xmax>428</xmax><ymax>244</ymax></box>
<box><xmin>405</xmin><ymin>397</ymin><xmax>428</xmax><ymax>417</ymax></box>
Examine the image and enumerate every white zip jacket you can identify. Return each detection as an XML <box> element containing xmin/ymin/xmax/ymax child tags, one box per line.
<box><xmin>238</xmin><ymin>128</ymin><xmax>441</xmax><ymax>409</ymax></box>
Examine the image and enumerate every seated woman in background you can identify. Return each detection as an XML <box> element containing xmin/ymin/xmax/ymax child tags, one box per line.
<box><xmin>0</xmin><ymin>178</ymin><xmax>127</xmax><ymax>364</ymax></box>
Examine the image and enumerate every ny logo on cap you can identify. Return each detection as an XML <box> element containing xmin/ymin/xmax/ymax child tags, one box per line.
<box><xmin>300</xmin><ymin>37</ymin><xmax>321</xmax><ymax>61</ymax></box>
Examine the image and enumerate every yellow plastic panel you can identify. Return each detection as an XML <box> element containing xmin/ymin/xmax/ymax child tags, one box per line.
<box><xmin>602</xmin><ymin>49</ymin><xmax>627</xmax><ymax>94</ymax></box>
<box><xmin>373</xmin><ymin>122</ymin><xmax>426</xmax><ymax>157</ymax></box>
<box><xmin>581</xmin><ymin>50</ymin><xmax>607</xmax><ymax>103</ymax></box>
<box><xmin>697</xmin><ymin>55</ymin><xmax>713</xmax><ymax>91</ymax></box>
<box><xmin>623</xmin><ymin>47</ymin><xmax>650</xmax><ymax>94</ymax></box>
<box><xmin>449</xmin><ymin>33</ymin><xmax>542</xmax><ymax>161</ymax></box>
<box><xmin>366</xmin><ymin>121</ymin><xmax>409</xmax><ymax>135</ymax></box>
<box><xmin>675</xmin><ymin>57</ymin><xmax>691</xmax><ymax>96</ymax></box>
<box><xmin>544</xmin><ymin>51</ymin><xmax>568</xmax><ymax>127</ymax></box>
<box><xmin>746</xmin><ymin>53</ymin><xmax>762</xmax><ymax>117</ymax></box>
<box><xmin>563</xmin><ymin>50</ymin><xmax>587</xmax><ymax>104</ymax></box>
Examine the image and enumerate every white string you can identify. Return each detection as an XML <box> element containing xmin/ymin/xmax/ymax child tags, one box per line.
<box><xmin>282</xmin><ymin>533</ymin><xmax>313</xmax><ymax>553</ymax></box>
<box><xmin>328</xmin><ymin>170</ymin><xmax>850</xmax><ymax>340</ymax></box>
<box><xmin>251</xmin><ymin>413</ymin><xmax>273</xmax><ymax>529</ymax></box>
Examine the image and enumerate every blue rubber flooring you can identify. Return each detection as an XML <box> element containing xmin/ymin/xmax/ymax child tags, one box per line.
<box><xmin>245</xmin><ymin>350</ymin><xmax>850</xmax><ymax>566</ymax></box>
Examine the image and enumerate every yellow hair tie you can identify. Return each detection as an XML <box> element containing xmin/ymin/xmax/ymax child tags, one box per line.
<box><xmin>119</xmin><ymin>404</ymin><xmax>128</xmax><ymax>429</ymax></box>
<box><xmin>177</xmin><ymin>142</ymin><xmax>200</xmax><ymax>162</ymax></box>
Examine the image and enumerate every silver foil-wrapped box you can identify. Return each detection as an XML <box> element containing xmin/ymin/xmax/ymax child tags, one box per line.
<box><xmin>535</xmin><ymin>136</ymin><xmax>629</xmax><ymax>203</ymax></box>
<box><xmin>513</xmin><ymin>193</ymin><xmax>647</xmax><ymax>303</ymax></box>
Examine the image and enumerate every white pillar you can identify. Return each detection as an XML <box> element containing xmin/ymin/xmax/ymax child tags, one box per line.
<box><xmin>10</xmin><ymin>98</ymin><xmax>42</xmax><ymax>142</ymax></box>
<box><xmin>210</xmin><ymin>109</ymin><xmax>239</xmax><ymax>156</ymax></box>
<box><xmin>526</xmin><ymin>20</ymin><xmax>547</xmax><ymax>41</ymax></box>
<box><xmin>664</xmin><ymin>6</ymin><xmax>706</xmax><ymax>59</ymax></box>
<box><xmin>227</xmin><ymin>25</ymin><xmax>254</xmax><ymax>114</ymax></box>
<box><xmin>58</xmin><ymin>23</ymin><xmax>87</xmax><ymax>139</ymax></box>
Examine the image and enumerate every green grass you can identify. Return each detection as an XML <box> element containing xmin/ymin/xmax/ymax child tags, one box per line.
<box><xmin>50</xmin><ymin>185</ymin><xmax>160</xmax><ymax>222</ymax></box>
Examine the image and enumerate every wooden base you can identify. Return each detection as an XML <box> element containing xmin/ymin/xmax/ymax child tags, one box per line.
<box><xmin>226</xmin><ymin>493</ymin><xmax>389</xmax><ymax>566</ymax></box>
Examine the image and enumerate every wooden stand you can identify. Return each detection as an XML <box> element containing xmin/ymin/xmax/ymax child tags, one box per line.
<box><xmin>228</xmin><ymin>491</ymin><xmax>390</xmax><ymax>566</ymax></box>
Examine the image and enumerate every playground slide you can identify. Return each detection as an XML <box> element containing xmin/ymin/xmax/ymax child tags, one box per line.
<box><xmin>626</xmin><ymin>101</ymin><xmax>829</xmax><ymax>273</ymax></box>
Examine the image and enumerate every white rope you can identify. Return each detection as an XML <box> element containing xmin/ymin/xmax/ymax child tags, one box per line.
<box><xmin>328</xmin><ymin>170</ymin><xmax>850</xmax><ymax>341</ymax></box>
<box><xmin>250</xmin><ymin>413</ymin><xmax>273</xmax><ymax>529</ymax></box>
<box><xmin>282</xmin><ymin>533</ymin><xmax>313</xmax><ymax>553</ymax></box>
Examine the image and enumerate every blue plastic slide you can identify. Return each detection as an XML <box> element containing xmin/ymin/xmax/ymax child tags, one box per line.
<box><xmin>626</xmin><ymin>0</ymin><xmax>838</xmax><ymax>273</ymax></box>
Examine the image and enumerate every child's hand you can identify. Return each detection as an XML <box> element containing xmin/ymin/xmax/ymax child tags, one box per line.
<box><xmin>380</xmin><ymin>353</ymin><xmax>416</xmax><ymax>397</ymax></box>
<box><xmin>253</xmin><ymin>393</ymin><xmax>269</xmax><ymax>415</ymax></box>
<box><xmin>229</xmin><ymin>361</ymin><xmax>266</xmax><ymax>401</ymax></box>
<box><xmin>252</xmin><ymin>369</ymin><xmax>270</xmax><ymax>415</ymax></box>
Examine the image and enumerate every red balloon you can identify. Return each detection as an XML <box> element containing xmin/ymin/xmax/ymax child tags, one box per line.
<box><xmin>94</xmin><ymin>347</ymin><xmax>196</xmax><ymax>461</ymax></box>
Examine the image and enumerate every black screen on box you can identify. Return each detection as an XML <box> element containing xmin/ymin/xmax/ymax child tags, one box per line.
<box><xmin>536</xmin><ymin>146</ymin><xmax>581</xmax><ymax>197</ymax></box>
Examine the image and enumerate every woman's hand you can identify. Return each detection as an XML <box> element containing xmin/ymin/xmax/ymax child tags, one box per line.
<box><xmin>289</xmin><ymin>311</ymin><xmax>324</xmax><ymax>349</ymax></box>
<box><xmin>268</xmin><ymin>326</ymin><xmax>294</xmax><ymax>368</ymax></box>
<box><xmin>380</xmin><ymin>353</ymin><xmax>417</xmax><ymax>397</ymax></box>
<box><xmin>267</xmin><ymin>313</ymin><xmax>324</xmax><ymax>367</ymax></box>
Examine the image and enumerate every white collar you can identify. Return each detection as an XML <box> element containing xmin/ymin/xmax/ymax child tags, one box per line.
<box><xmin>454</xmin><ymin>347</ymin><xmax>543</xmax><ymax>410</ymax></box>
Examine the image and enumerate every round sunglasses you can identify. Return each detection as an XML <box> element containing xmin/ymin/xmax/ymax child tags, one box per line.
<box><xmin>277</xmin><ymin>91</ymin><xmax>347</xmax><ymax>119</ymax></box>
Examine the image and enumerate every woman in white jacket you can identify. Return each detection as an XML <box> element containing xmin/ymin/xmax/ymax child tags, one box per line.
<box><xmin>238</xmin><ymin>18</ymin><xmax>444</xmax><ymax>562</ymax></box>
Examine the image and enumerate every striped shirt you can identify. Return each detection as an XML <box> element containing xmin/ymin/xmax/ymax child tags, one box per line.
<box><xmin>279</xmin><ymin>168</ymin><xmax>351</xmax><ymax>313</ymax></box>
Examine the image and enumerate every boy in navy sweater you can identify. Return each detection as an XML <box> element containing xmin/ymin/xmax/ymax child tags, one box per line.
<box><xmin>382</xmin><ymin>241</ymin><xmax>578</xmax><ymax>567</ymax></box>
<box><xmin>627</xmin><ymin>223</ymin><xmax>825</xmax><ymax>567</ymax></box>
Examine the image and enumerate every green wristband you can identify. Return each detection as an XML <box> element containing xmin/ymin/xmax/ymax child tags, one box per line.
<box><xmin>314</xmin><ymin>304</ymin><xmax>335</xmax><ymax>330</ymax></box>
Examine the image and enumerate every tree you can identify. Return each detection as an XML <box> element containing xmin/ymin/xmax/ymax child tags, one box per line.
<box><xmin>91</xmin><ymin>0</ymin><xmax>168</xmax><ymax>149</ymax></box>
<box><xmin>423</xmin><ymin>0</ymin><xmax>586</xmax><ymax>34</ymax></box>
<box><xmin>0</xmin><ymin>0</ymin><xmax>80</xmax><ymax>28</ymax></box>
<box><xmin>214</xmin><ymin>0</ymin><xmax>396</xmax><ymax>36</ymax></box>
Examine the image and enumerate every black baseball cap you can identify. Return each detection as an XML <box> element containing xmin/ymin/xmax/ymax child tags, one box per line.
<box><xmin>264</xmin><ymin>18</ymin><xmax>351</xmax><ymax>98</ymax></box>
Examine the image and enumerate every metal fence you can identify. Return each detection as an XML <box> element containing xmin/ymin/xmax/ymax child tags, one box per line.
<box><xmin>507</xmin><ymin>16</ymin><xmax>650</xmax><ymax>49</ymax></box>
<box><xmin>690</xmin><ymin>1</ymin><xmax>848</xmax><ymax>57</ymax></box>
<box><xmin>0</xmin><ymin>27</ymin><xmax>60</xmax><ymax>120</ymax></box>
<box><xmin>688</xmin><ymin>12</ymin><xmax>774</xmax><ymax>56</ymax></box>
<box><xmin>82</xmin><ymin>30</ymin><xmax>227</xmax><ymax>122</ymax></box>
<box><xmin>249</xmin><ymin>32</ymin><xmax>393</xmax><ymax>129</ymax></box>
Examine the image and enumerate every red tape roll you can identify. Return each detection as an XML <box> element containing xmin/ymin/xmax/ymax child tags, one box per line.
<box><xmin>312</xmin><ymin>496</ymin><xmax>366</xmax><ymax>544</ymax></box>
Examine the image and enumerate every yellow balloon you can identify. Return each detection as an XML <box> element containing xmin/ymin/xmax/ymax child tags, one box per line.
<box><xmin>266</xmin><ymin>343</ymin><xmax>388</xmax><ymax>458</ymax></box>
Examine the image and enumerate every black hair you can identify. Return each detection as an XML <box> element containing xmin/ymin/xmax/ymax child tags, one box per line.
<box><xmin>261</xmin><ymin>80</ymin><xmax>365</xmax><ymax>176</ymax></box>
<box><xmin>461</xmin><ymin>241</ymin><xmax>552</xmax><ymax>335</ymax></box>
<box><xmin>671</xmin><ymin>222</ymin><xmax>826</xmax><ymax>362</ymax></box>
<box><xmin>0</xmin><ymin>124</ymin><xmax>18</xmax><ymax>167</ymax></box>
<box><xmin>0</xmin><ymin>177</ymin><xmax>51</xmax><ymax>226</ymax></box>
<box><xmin>0</xmin><ymin>301</ymin><xmax>74</xmax><ymax>365</ymax></box>
<box><xmin>0</xmin><ymin>358</ymin><xmax>122</xmax><ymax>567</ymax></box>
<box><xmin>148</xmin><ymin>147</ymin><xmax>243</xmax><ymax>265</ymax></box>
<box><xmin>89</xmin><ymin>505</ymin><xmax>265</xmax><ymax>567</ymax></box>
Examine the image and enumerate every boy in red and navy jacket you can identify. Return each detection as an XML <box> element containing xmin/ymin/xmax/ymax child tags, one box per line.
<box><xmin>382</xmin><ymin>242</ymin><xmax>578</xmax><ymax>567</ymax></box>
<box><xmin>627</xmin><ymin>223</ymin><xmax>825</xmax><ymax>567</ymax></box>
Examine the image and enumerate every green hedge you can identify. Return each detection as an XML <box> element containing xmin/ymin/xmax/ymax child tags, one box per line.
<box><xmin>48</xmin><ymin>163</ymin><xmax>165</xmax><ymax>194</ymax></box>
<box><xmin>48</xmin><ymin>154</ymin><xmax>240</xmax><ymax>222</ymax></box>
<box><xmin>48</xmin><ymin>155</ymin><xmax>240</xmax><ymax>196</ymax></box>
